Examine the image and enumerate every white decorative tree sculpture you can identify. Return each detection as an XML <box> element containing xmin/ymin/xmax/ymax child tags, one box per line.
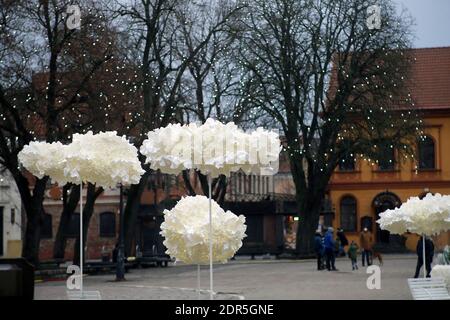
<box><xmin>377</xmin><ymin>193</ymin><xmax>450</xmax><ymax>278</ymax></box>
<box><xmin>19</xmin><ymin>131</ymin><xmax>144</xmax><ymax>298</ymax></box>
<box><xmin>141</xmin><ymin>118</ymin><xmax>281</xmax><ymax>299</ymax></box>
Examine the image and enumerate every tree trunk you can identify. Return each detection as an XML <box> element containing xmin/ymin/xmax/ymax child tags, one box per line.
<box><xmin>214</xmin><ymin>175</ymin><xmax>227</xmax><ymax>206</ymax></box>
<box><xmin>293</xmin><ymin>168</ymin><xmax>329</xmax><ymax>256</ymax></box>
<box><xmin>197</xmin><ymin>171</ymin><xmax>209</xmax><ymax>196</ymax></box>
<box><xmin>22</xmin><ymin>206</ymin><xmax>42</xmax><ymax>266</ymax></box>
<box><xmin>182</xmin><ymin>169</ymin><xmax>196</xmax><ymax>196</ymax></box>
<box><xmin>53</xmin><ymin>184</ymin><xmax>80</xmax><ymax>259</ymax></box>
<box><xmin>15</xmin><ymin>175</ymin><xmax>48</xmax><ymax>267</ymax></box>
<box><xmin>197</xmin><ymin>172</ymin><xmax>227</xmax><ymax>203</ymax></box>
<box><xmin>295</xmin><ymin>197</ymin><xmax>322</xmax><ymax>257</ymax></box>
<box><xmin>73</xmin><ymin>183</ymin><xmax>103</xmax><ymax>265</ymax></box>
<box><xmin>123</xmin><ymin>172</ymin><xmax>150</xmax><ymax>256</ymax></box>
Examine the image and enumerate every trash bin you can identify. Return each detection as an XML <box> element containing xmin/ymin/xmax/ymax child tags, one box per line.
<box><xmin>0</xmin><ymin>258</ymin><xmax>34</xmax><ymax>299</ymax></box>
<box><xmin>0</xmin><ymin>264</ymin><xmax>22</xmax><ymax>296</ymax></box>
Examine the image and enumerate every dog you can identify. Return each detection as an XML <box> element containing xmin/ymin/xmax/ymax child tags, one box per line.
<box><xmin>372</xmin><ymin>251</ymin><xmax>383</xmax><ymax>266</ymax></box>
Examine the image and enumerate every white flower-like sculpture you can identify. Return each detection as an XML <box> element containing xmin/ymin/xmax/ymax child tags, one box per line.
<box><xmin>195</xmin><ymin>119</ymin><xmax>281</xmax><ymax>177</ymax></box>
<box><xmin>140</xmin><ymin>119</ymin><xmax>278</xmax><ymax>298</ymax></box>
<box><xmin>404</xmin><ymin>194</ymin><xmax>450</xmax><ymax>235</ymax></box>
<box><xmin>140</xmin><ymin>118</ymin><xmax>281</xmax><ymax>178</ymax></box>
<box><xmin>430</xmin><ymin>265</ymin><xmax>450</xmax><ymax>288</ymax></box>
<box><xmin>18</xmin><ymin>141</ymin><xmax>76</xmax><ymax>185</ymax></box>
<box><xmin>160</xmin><ymin>195</ymin><xmax>247</xmax><ymax>264</ymax></box>
<box><xmin>377</xmin><ymin>193</ymin><xmax>450</xmax><ymax>236</ymax></box>
<box><xmin>247</xmin><ymin>126</ymin><xmax>282</xmax><ymax>174</ymax></box>
<box><xmin>65</xmin><ymin>131</ymin><xmax>144</xmax><ymax>188</ymax></box>
<box><xmin>377</xmin><ymin>193</ymin><xmax>450</xmax><ymax>279</ymax></box>
<box><xmin>140</xmin><ymin>123</ymin><xmax>197</xmax><ymax>175</ymax></box>
<box><xmin>18</xmin><ymin>131</ymin><xmax>144</xmax><ymax>188</ymax></box>
<box><xmin>376</xmin><ymin>207</ymin><xmax>410</xmax><ymax>235</ymax></box>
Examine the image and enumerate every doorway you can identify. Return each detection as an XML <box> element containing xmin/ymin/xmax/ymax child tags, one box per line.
<box><xmin>372</xmin><ymin>192</ymin><xmax>405</xmax><ymax>251</ymax></box>
<box><xmin>373</xmin><ymin>192</ymin><xmax>402</xmax><ymax>244</ymax></box>
<box><xmin>375</xmin><ymin>200</ymin><xmax>395</xmax><ymax>243</ymax></box>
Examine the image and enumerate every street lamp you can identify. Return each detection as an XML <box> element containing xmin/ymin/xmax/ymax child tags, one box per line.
<box><xmin>115</xmin><ymin>184</ymin><xmax>125</xmax><ymax>281</ymax></box>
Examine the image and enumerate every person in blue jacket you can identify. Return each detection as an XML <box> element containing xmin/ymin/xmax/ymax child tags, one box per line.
<box><xmin>314</xmin><ymin>230</ymin><xmax>324</xmax><ymax>270</ymax></box>
<box><xmin>324</xmin><ymin>227</ymin><xmax>338</xmax><ymax>271</ymax></box>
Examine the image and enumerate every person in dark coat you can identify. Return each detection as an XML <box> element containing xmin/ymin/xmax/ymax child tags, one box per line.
<box><xmin>360</xmin><ymin>227</ymin><xmax>373</xmax><ymax>266</ymax></box>
<box><xmin>324</xmin><ymin>227</ymin><xmax>338</xmax><ymax>271</ymax></box>
<box><xmin>337</xmin><ymin>229</ymin><xmax>349</xmax><ymax>257</ymax></box>
<box><xmin>314</xmin><ymin>231</ymin><xmax>324</xmax><ymax>270</ymax></box>
<box><xmin>414</xmin><ymin>236</ymin><xmax>434</xmax><ymax>278</ymax></box>
<box><xmin>112</xmin><ymin>243</ymin><xmax>118</xmax><ymax>263</ymax></box>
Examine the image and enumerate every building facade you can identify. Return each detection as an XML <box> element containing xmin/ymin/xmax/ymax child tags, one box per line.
<box><xmin>329</xmin><ymin>47</ymin><xmax>450</xmax><ymax>252</ymax></box>
<box><xmin>40</xmin><ymin>188</ymin><xmax>121</xmax><ymax>261</ymax></box>
<box><xmin>0</xmin><ymin>172</ymin><xmax>22</xmax><ymax>258</ymax></box>
<box><xmin>39</xmin><ymin>173</ymin><xmax>187</xmax><ymax>261</ymax></box>
<box><xmin>223</xmin><ymin>47</ymin><xmax>450</xmax><ymax>254</ymax></box>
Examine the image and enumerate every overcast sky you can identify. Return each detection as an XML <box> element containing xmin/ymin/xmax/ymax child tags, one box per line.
<box><xmin>396</xmin><ymin>0</ymin><xmax>450</xmax><ymax>48</ymax></box>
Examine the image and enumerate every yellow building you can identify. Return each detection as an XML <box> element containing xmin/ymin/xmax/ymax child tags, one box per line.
<box><xmin>329</xmin><ymin>47</ymin><xmax>450</xmax><ymax>252</ymax></box>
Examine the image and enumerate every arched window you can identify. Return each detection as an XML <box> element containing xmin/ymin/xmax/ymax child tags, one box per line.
<box><xmin>99</xmin><ymin>212</ymin><xmax>116</xmax><ymax>238</ymax></box>
<box><xmin>340</xmin><ymin>196</ymin><xmax>357</xmax><ymax>232</ymax></box>
<box><xmin>418</xmin><ymin>136</ymin><xmax>435</xmax><ymax>169</ymax></box>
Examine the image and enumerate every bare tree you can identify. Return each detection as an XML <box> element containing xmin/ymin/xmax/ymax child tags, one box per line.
<box><xmin>108</xmin><ymin>0</ymin><xmax>244</xmax><ymax>254</ymax></box>
<box><xmin>52</xmin><ymin>12</ymin><xmax>138</xmax><ymax>261</ymax></box>
<box><xmin>0</xmin><ymin>0</ymin><xmax>113</xmax><ymax>264</ymax></box>
<box><xmin>53</xmin><ymin>183</ymin><xmax>79</xmax><ymax>260</ymax></box>
<box><xmin>172</xmin><ymin>1</ymin><xmax>244</xmax><ymax>203</ymax></box>
<box><xmin>237</xmin><ymin>0</ymin><xmax>421</xmax><ymax>254</ymax></box>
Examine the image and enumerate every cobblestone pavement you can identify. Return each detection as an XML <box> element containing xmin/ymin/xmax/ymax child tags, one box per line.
<box><xmin>35</xmin><ymin>254</ymin><xmax>419</xmax><ymax>300</ymax></box>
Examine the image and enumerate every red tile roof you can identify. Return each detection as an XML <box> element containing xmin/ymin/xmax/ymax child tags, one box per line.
<box><xmin>408</xmin><ymin>47</ymin><xmax>450</xmax><ymax>110</ymax></box>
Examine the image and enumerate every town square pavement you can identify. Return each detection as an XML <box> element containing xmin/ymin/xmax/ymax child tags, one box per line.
<box><xmin>35</xmin><ymin>254</ymin><xmax>419</xmax><ymax>300</ymax></box>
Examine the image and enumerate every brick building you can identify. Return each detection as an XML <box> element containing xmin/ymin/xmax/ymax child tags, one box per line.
<box><xmin>328</xmin><ymin>47</ymin><xmax>450</xmax><ymax>252</ymax></box>
<box><xmin>40</xmin><ymin>188</ymin><xmax>121</xmax><ymax>261</ymax></box>
<box><xmin>0</xmin><ymin>171</ymin><xmax>22</xmax><ymax>258</ymax></box>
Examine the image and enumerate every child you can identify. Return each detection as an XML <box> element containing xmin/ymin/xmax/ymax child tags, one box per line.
<box><xmin>348</xmin><ymin>240</ymin><xmax>359</xmax><ymax>270</ymax></box>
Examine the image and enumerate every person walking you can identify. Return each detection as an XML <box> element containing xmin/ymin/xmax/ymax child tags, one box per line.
<box><xmin>360</xmin><ymin>227</ymin><xmax>373</xmax><ymax>266</ymax></box>
<box><xmin>337</xmin><ymin>228</ymin><xmax>349</xmax><ymax>257</ymax></box>
<box><xmin>414</xmin><ymin>236</ymin><xmax>435</xmax><ymax>278</ymax></box>
<box><xmin>324</xmin><ymin>227</ymin><xmax>338</xmax><ymax>271</ymax></box>
<box><xmin>335</xmin><ymin>236</ymin><xmax>341</xmax><ymax>257</ymax></box>
<box><xmin>314</xmin><ymin>230</ymin><xmax>324</xmax><ymax>270</ymax></box>
<box><xmin>348</xmin><ymin>240</ymin><xmax>359</xmax><ymax>271</ymax></box>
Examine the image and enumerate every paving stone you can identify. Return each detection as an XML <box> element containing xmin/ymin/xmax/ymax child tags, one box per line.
<box><xmin>35</xmin><ymin>254</ymin><xmax>419</xmax><ymax>300</ymax></box>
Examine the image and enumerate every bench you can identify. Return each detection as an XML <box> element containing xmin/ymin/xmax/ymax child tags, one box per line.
<box><xmin>84</xmin><ymin>261</ymin><xmax>135</xmax><ymax>274</ymax></box>
<box><xmin>37</xmin><ymin>259</ymin><xmax>65</xmax><ymax>270</ymax></box>
<box><xmin>236</xmin><ymin>243</ymin><xmax>282</xmax><ymax>260</ymax></box>
<box><xmin>408</xmin><ymin>278</ymin><xmax>450</xmax><ymax>300</ymax></box>
<box><xmin>137</xmin><ymin>254</ymin><xmax>171</xmax><ymax>268</ymax></box>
